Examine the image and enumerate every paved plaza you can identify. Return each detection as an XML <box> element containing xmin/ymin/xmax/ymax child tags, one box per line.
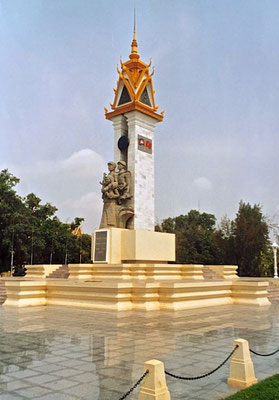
<box><xmin>0</xmin><ymin>303</ymin><xmax>279</xmax><ymax>400</ymax></box>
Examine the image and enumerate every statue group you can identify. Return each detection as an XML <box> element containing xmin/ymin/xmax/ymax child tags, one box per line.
<box><xmin>100</xmin><ymin>161</ymin><xmax>132</xmax><ymax>203</ymax></box>
<box><xmin>99</xmin><ymin>161</ymin><xmax>134</xmax><ymax>229</ymax></box>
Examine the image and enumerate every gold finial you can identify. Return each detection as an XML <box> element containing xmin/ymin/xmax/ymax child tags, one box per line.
<box><xmin>130</xmin><ymin>9</ymin><xmax>139</xmax><ymax>60</ymax></box>
<box><xmin>133</xmin><ymin>8</ymin><xmax>136</xmax><ymax>39</ymax></box>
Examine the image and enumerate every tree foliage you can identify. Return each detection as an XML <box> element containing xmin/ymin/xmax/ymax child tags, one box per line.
<box><xmin>0</xmin><ymin>169</ymin><xmax>91</xmax><ymax>272</ymax></box>
<box><xmin>160</xmin><ymin>210</ymin><xmax>223</xmax><ymax>264</ymax></box>
<box><xmin>159</xmin><ymin>202</ymin><xmax>273</xmax><ymax>276</ymax></box>
<box><xmin>232</xmin><ymin>201</ymin><xmax>270</xmax><ymax>276</ymax></box>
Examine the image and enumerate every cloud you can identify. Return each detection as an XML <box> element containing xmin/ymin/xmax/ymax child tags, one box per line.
<box><xmin>2</xmin><ymin>149</ymin><xmax>106</xmax><ymax>233</ymax></box>
<box><xmin>60</xmin><ymin>149</ymin><xmax>105</xmax><ymax>179</ymax></box>
<box><xmin>69</xmin><ymin>192</ymin><xmax>101</xmax><ymax>210</ymax></box>
<box><xmin>21</xmin><ymin>149</ymin><xmax>105</xmax><ymax>180</ymax></box>
<box><xmin>63</xmin><ymin>192</ymin><xmax>102</xmax><ymax>233</ymax></box>
<box><xmin>193</xmin><ymin>177</ymin><xmax>213</xmax><ymax>191</ymax></box>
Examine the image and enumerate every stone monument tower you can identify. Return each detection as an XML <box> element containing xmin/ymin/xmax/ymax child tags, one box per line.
<box><xmin>92</xmin><ymin>22</ymin><xmax>174</xmax><ymax>265</ymax></box>
<box><xmin>104</xmin><ymin>22</ymin><xmax>164</xmax><ymax>231</ymax></box>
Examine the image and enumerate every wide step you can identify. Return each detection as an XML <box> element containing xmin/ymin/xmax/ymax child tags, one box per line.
<box><xmin>0</xmin><ymin>280</ymin><xmax>7</xmax><ymax>305</ymax></box>
<box><xmin>48</xmin><ymin>265</ymin><xmax>69</xmax><ymax>279</ymax></box>
<box><xmin>203</xmin><ymin>267</ymin><xmax>224</xmax><ymax>281</ymax></box>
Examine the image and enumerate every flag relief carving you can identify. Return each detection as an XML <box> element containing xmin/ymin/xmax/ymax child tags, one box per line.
<box><xmin>138</xmin><ymin>135</ymin><xmax>152</xmax><ymax>154</ymax></box>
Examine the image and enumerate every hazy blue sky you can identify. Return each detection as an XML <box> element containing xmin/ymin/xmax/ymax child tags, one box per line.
<box><xmin>1</xmin><ymin>0</ymin><xmax>279</xmax><ymax>234</ymax></box>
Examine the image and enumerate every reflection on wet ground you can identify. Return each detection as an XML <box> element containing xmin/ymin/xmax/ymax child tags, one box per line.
<box><xmin>0</xmin><ymin>303</ymin><xmax>279</xmax><ymax>399</ymax></box>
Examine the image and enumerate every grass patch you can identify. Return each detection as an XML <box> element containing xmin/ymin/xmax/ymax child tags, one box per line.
<box><xmin>225</xmin><ymin>374</ymin><xmax>279</xmax><ymax>399</ymax></box>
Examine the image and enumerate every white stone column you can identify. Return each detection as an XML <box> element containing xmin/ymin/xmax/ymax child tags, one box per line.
<box><xmin>125</xmin><ymin>111</ymin><xmax>157</xmax><ymax>231</ymax></box>
<box><xmin>111</xmin><ymin>115</ymin><xmax>127</xmax><ymax>162</ymax></box>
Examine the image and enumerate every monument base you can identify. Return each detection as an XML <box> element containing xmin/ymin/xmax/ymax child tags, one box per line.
<box><xmin>3</xmin><ymin>279</ymin><xmax>270</xmax><ymax>310</ymax></box>
<box><xmin>92</xmin><ymin>228</ymin><xmax>175</xmax><ymax>264</ymax></box>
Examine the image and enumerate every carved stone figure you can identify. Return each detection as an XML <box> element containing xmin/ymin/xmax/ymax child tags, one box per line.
<box><xmin>117</xmin><ymin>161</ymin><xmax>132</xmax><ymax>203</ymax></box>
<box><xmin>100</xmin><ymin>161</ymin><xmax>119</xmax><ymax>200</ymax></box>
<box><xmin>99</xmin><ymin>160</ymin><xmax>134</xmax><ymax>229</ymax></box>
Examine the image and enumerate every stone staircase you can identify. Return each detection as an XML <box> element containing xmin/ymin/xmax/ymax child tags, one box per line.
<box><xmin>203</xmin><ymin>266</ymin><xmax>224</xmax><ymax>281</ymax></box>
<box><xmin>267</xmin><ymin>281</ymin><xmax>279</xmax><ymax>302</ymax></box>
<box><xmin>47</xmin><ymin>265</ymin><xmax>69</xmax><ymax>279</ymax></box>
<box><xmin>0</xmin><ymin>280</ymin><xmax>7</xmax><ymax>305</ymax></box>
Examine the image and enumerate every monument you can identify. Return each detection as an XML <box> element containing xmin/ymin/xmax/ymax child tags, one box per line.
<box><xmin>92</xmin><ymin>22</ymin><xmax>176</xmax><ymax>265</ymax></box>
<box><xmin>7</xmin><ymin>21</ymin><xmax>269</xmax><ymax>312</ymax></box>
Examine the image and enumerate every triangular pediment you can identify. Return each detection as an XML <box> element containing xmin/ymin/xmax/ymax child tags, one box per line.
<box><xmin>139</xmin><ymin>87</ymin><xmax>151</xmax><ymax>107</ymax></box>
<box><xmin>118</xmin><ymin>85</ymin><xmax>132</xmax><ymax>106</ymax></box>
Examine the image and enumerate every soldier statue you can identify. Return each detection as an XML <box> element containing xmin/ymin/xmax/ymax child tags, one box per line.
<box><xmin>99</xmin><ymin>160</ymin><xmax>133</xmax><ymax>228</ymax></box>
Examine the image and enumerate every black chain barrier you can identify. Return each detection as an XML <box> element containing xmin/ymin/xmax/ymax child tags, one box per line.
<box><xmin>118</xmin><ymin>369</ymin><xmax>149</xmax><ymax>400</ymax></box>
<box><xmin>250</xmin><ymin>347</ymin><xmax>279</xmax><ymax>357</ymax></box>
<box><xmin>165</xmin><ymin>345</ymin><xmax>239</xmax><ymax>381</ymax></box>
<box><xmin>116</xmin><ymin>343</ymin><xmax>279</xmax><ymax>399</ymax></box>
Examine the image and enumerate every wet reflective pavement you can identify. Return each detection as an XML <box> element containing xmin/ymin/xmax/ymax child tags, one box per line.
<box><xmin>1</xmin><ymin>303</ymin><xmax>279</xmax><ymax>399</ymax></box>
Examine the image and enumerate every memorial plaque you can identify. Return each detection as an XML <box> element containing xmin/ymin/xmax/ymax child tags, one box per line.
<box><xmin>94</xmin><ymin>230</ymin><xmax>108</xmax><ymax>262</ymax></box>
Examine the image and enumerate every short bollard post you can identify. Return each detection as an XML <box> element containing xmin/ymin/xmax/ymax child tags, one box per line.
<box><xmin>228</xmin><ymin>338</ymin><xmax>258</xmax><ymax>388</ymax></box>
<box><xmin>138</xmin><ymin>359</ymin><xmax>171</xmax><ymax>400</ymax></box>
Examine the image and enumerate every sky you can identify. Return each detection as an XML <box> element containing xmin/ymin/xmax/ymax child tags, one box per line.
<box><xmin>1</xmin><ymin>0</ymin><xmax>279</xmax><ymax>235</ymax></box>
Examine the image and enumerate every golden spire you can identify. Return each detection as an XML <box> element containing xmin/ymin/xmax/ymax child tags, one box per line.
<box><xmin>130</xmin><ymin>9</ymin><xmax>139</xmax><ymax>60</ymax></box>
<box><xmin>104</xmin><ymin>11</ymin><xmax>163</xmax><ymax>122</ymax></box>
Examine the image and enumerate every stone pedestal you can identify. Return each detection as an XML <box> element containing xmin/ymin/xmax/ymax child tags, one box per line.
<box><xmin>92</xmin><ymin>227</ymin><xmax>175</xmax><ymax>264</ymax></box>
<box><xmin>228</xmin><ymin>339</ymin><xmax>258</xmax><ymax>388</ymax></box>
<box><xmin>138</xmin><ymin>359</ymin><xmax>170</xmax><ymax>400</ymax></box>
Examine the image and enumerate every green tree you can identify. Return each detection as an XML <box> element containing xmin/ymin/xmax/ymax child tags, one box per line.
<box><xmin>232</xmin><ymin>201</ymin><xmax>270</xmax><ymax>276</ymax></box>
<box><xmin>214</xmin><ymin>215</ymin><xmax>235</xmax><ymax>265</ymax></box>
<box><xmin>161</xmin><ymin>210</ymin><xmax>223</xmax><ymax>264</ymax></box>
<box><xmin>0</xmin><ymin>169</ymin><xmax>92</xmax><ymax>271</ymax></box>
<box><xmin>23</xmin><ymin>193</ymin><xmax>58</xmax><ymax>264</ymax></box>
<box><xmin>78</xmin><ymin>234</ymin><xmax>92</xmax><ymax>263</ymax></box>
<box><xmin>0</xmin><ymin>169</ymin><xmax>25</xmax><ymax>268</ymax></box>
